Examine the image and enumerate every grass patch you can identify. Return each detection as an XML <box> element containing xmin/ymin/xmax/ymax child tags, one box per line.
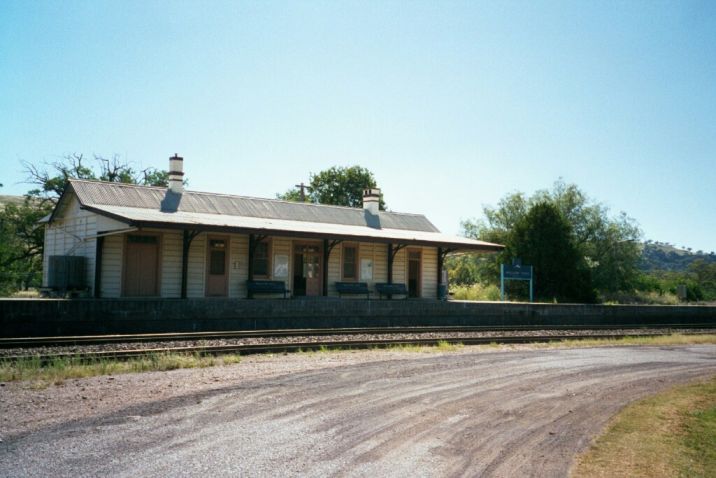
<box><xmin>382</xmin><ymin>341</ymin><xmax>465</xmax><ymax>353</ymax></box>
<box><xmin>382</xmin><ymin>343</ymin><xmax>425</xmax><ymax>353</ymax></box>
<box><xmin>554</xmin><ymin>333</ymin><xmax>716</xmax><ymax>349</ymax></box>
<box><xmin>436</xmin><ymin>340</ymin><xmax>464</xmax><ymax>352</ymax></box>
<box><xmin>465</xmin><ymin>333</ymin><xmax>716</xmax><ymax>354</ymax></box>
<box><xmin>0</xmin><ymin>352</ymin><xmax>241</xmax><ymax>386</ymax></box>
<box><xmin>450</xmin><ymin>283</ymin><xmax>501</xmax><ymax>301</ymax></box>
<box><xmin>572</xmin><ymin>376</ymin><xmax>716</xmax><ymax>478</ymax></box>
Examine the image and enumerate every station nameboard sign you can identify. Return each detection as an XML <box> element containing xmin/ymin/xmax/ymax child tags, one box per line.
<box><xmin>502</xmin><ymin>264</ymin><xmax>533</xmax><ymax>280</ymax></box>
<box><xmin>500</xmin><ymin>262</ymin><xmax>534</xmax><ymax>302</ymax></box>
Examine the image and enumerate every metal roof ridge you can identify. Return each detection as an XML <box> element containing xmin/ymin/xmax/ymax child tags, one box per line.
<box><xmin>68</xmin><ymin>178</ymin><xmax>170</xmax><ymax>193</ymax></box>
<box><xmin>69</xmin><ymin>177</ymin><xmax>432</xmax><ymax>220</ymax></box>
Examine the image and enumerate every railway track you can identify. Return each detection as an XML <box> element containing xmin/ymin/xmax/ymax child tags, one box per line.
<box><xmin>2</xmin><ymin>324</ymin><xmax>713</xmax><ymax>348</ymax></box>
<box><xmin>2</xmin><ymin>327</ymin><xmax>713</xmax><ymax>363</ymax></box>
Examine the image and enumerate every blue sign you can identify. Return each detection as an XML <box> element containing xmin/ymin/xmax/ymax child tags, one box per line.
<box><xmin>500</xmin><ymin>262</ymin><xmax>534</xmax><ymax>302</ymax></box>
<box><xmin>502</xmin><ymin>264</ymin><xmax>533</xmax><ymax>280</ymax></box>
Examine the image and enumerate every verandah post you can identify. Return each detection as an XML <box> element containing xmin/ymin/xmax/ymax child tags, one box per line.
<box><xmin>248</xmin><ymin>234</ymin><xmax>255</xmax><ymax>281</ymax></box>
<box><xmin>94</xmin><ymin>236</ymin><xmax>104</xmax><ymax>298</ymax></box>
<box><xmin>387</xmin><ymin>243</ymin><xmax>393</xmax><ymax>284</ymax></box>
<box><xmin>322</xmin><ymin>239</ymin><xmax>329</xmax><ymax>296</ymax></box>
<box><xmin>181</xmin><ymin>230</ymin><xmax>193</xmax><ymax>299</ymax></box>
<box><xmin>437</xmin><ymin>246</ymin><xmax>443</xmax><ymax>300</ymax></box>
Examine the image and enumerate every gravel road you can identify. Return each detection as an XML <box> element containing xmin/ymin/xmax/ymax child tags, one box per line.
<box><xmin>2</xmin><ymin>345</ymin><xmax>715</xmax><ymax>477</ymax></box>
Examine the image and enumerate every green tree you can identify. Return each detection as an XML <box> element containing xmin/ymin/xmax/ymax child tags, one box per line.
<box><xmin>507</xmin><ymin>202</ymin><xmax>596</xmax><ymax>302</ymax></box>
<box><xmin>445</xmin><ymin>253</ymin><xmax>483</xmax><ymax>285</ymax></box>
<box><xmin>23</xmin><ymin>154</ymin><xmax>170</xmax><ymax>205</ymax></box>
<box><xmin>278</xmin><ymin>165</ymin><xmax>386</xmax><ymax>209</ymax></box>
<box><xmin>689</xmin><ymin>259</ymin><xmax>716</xmax><ymax>301</ymax></box>
<box><xmin>0</xmin><ymin>195</ymin><xmax>49</xmax><ymax>294</ymax></box>
<box><xmin>456</xmin><ymin>179</ymin><xmax>641</xmax><ymax>299</ymax></box>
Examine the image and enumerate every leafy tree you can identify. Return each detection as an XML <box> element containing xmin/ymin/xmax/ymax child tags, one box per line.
<box><xmin>689</xmin><ymin>259</ymin><xmax>716</xmax><ymax>301</ymax></box>
<box><xmin>0</xmin><ymin>194</ymin><xmax>49</xmax><ymax>294</ymax></box>
<box><xmin>23</xmin><ymin>154</ymin><xmax>96</xmax><ymax>206</ymax></box>
<box><xmin>456</xmin><ymin>179</ymin><xmax>641</xmax><ymax>299</ymax></box>
<box><xmin>23</xmin><ymin>153</ymin><xmax>170</xmax><ymax>206</ymax></box>
<box><xmin>446</xmin><ymin>253</ymin><xmax>483</xmax><ymax>286</ymax></box>
<box><xmin>278</xmin><ymin>165</ymin><xmax>386</xmax><ymax>209</ymax></box>
<box><xmin>507</xmin><ymin>202</ymin><xmax>595</xmax><ymax>302</ymax></box>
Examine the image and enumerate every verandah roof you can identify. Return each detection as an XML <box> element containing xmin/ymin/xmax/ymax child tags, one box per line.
<box><xmin>60</xmin><ymin>179</ymin><xmax>503</xmax><ymax>252</ymax></box>
<box><xmin>82</xmin><ymin>203</ymin><xmax>503</xmax><ymax>251</ymax></box>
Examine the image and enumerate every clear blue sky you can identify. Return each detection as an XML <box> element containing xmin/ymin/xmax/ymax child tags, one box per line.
<box><xmin>1</xmin><ymin>1</ymin><xmax>715</xmax><ymax>252</ymax></box>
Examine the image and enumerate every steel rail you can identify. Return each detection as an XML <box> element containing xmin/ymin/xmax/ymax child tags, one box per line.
<box><xmin>4</xmin><ymin>332</ymin><xmax>713</xmax><ymax>363</ymax></box>
<box><xmin>2</xmin><ymin>324</ymin><xmax>714</xmax><ymax>348</ymax></box>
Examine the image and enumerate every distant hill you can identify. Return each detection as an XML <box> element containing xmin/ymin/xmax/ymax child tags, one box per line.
<box><xmin>639</xmin><ymin>242</ymin><xmax>716</xmax><ymax>272</ymax></box>
<box><xmin>0</xmin><ymin>195</ymin><xmax>25</xmax><ymax>209</ymax></box>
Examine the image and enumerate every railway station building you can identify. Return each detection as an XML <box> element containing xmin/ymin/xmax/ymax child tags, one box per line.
<box><xmin>41</xmin><ymin>155</ymin><xmax>502</xmax><ymax>299</ymax></box>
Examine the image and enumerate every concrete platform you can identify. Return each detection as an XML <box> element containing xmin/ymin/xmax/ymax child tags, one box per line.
<box><xmin>1</xmin><ymin>298</ymin><xmax>715</xmax><ymax>337</ymax></box>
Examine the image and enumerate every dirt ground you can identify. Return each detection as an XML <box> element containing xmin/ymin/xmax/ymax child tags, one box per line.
<box><xmin>1</xmin><ymin>345</ymin><xmax>715</xmax><ymax>477</ymax></box>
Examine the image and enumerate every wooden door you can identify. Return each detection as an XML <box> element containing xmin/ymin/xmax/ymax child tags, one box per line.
<box><xmin>206</xmin><ymin>237</ymin><xmax>228</xmax><ymax>297</ymax></box>
<box><xmin>408</xmin><ymin>249</ymin><xmax>421</xmax><ymax>298</ymax></box>
<box><xmin>123</xmin><ymin>234</ymin><xmax>159</xmax><ymax>297</ymax></box>
<box><xmin>294</xmin><ymin>244</ymin><xmax>322</xmax><ymax>296</ymax></box>
<box><xmin>304</xmin><ymin>251</ymin><xmax>321</xmax><ymax>296</ymax></box>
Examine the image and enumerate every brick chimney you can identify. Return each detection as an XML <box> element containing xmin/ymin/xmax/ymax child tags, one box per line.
<box><xmin>168</xmin><ymin>154</ymin><xmax>184</xmax><ymax>194</ymax></box>
<box><xmin>362</xmin><ymin>188</ymin><xmax>380</xmax><ymax>214</ymax></box>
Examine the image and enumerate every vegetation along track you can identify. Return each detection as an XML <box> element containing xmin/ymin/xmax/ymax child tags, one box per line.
<box><xmin>2</xmin><ymin>327</ymin><xmax>714</xmax><ymax>362</ymax></box>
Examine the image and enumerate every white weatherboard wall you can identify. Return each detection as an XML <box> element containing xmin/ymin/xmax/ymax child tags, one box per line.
<box><xmin>187</xmin><ymin>233</ymin><xmax>206</xmax><ymax>298</ymax></box>
<box><xmin>421</xmin><ymin>247</ymin><xmax>438</xmax><ymax>299</ymax></box>
<box><xmin>43</xmin><ymin>194</ymin><xmax>97</xmax><ymax>293</ymax></box>
<box><xmin>373</xmin><ymin>242</ymin><xmax>388</xmax><ymax>285</ymax></box>
<box><xmin>327</xmin><ymin>242</ymin><xmax>342</xmax><ymax>296</ymax></box>
<box><xmin>100</xmin><ymin>234</ymin><xmax>123</xmax><ymax>297</ymax></box>
<box><xmin>87</xmin><ymin>227</ymin><xmax>441</xmax><ymax>299</ymax></box>
<box><xmin>160</xmin><ymin>230</ymin><xmax>182</xmax><ymax>298</ymax></box>
<box><xmin>229</xmin><ymin>233</ymin><xmax>249</xmax><ymax>298</ymax></box>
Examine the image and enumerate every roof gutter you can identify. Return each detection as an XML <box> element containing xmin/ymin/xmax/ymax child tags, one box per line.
<box><xmin>78</xmin><ymin>204</ymin><xmax>504</xmax><ymax>252</ymax></box>
<box><xmin>128</xmin><ymin>220</ymin><xmax>504</xmax><ymax>252</ymax></box>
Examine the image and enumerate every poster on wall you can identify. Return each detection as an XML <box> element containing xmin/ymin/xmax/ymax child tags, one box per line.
<box><xmin>274</xmin><ymin>254</ymin><xmax>289</xmax><ymax>278</ymax></box>
<box><xmin>360</xmin><ymin>258</ymin><xmax>373</xmax><ymax>280</ymax></box>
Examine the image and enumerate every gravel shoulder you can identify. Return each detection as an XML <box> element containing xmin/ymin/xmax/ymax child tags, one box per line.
<box><xmin>2</xmin><ymin>345</ymin><xmax>715</xmax><ymax>477</ymax></box>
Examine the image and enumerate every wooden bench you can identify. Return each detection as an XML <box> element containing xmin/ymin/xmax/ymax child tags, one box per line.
<box><xmin>335</xmin><ymin>282</ymin><xmax>371</xmax><ymax>299</ymax></box>
<box><xmin>375</xmin><ymin>283</ymin><xmax>409</xmax><ymax>299</ymax></box>
<box><xmin>246</xmin><ymin>280</ymin><xmax>290</xmax><ymax>298</ymax></box>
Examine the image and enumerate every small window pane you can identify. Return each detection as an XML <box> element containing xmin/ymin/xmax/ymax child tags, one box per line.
<box><xmin>254</xmin><ymin>242</ymin><xmax>269</xmax><ymax>276</ymax></box>
<box><xmin>343</xmin><ymin>246</ymin><xmax>356</xmax><ymax>279</ymax></box>
<box><xmin>128</xmin><ymin>235</ymin><xmax>158</xmax><ymax>244</ymax></box>
<box><xmin>210</xmin><ymin>250</ymin><xmax>225</xmax><ymax>275</ymax></box>
<box><xmin>210</xmin><ymin>239</ymin><xmax>226</xmax><ymax>249</ymax></box>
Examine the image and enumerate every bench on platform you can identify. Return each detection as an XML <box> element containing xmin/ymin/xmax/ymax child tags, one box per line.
<box><xmin>375</xmin><ymin>282</ymin><xmax>409</xmax><ymax>299</ymax></box>
<box><xmin>247</xmin><ymin>280</ymin><xmax>290</xmax><ymax>298</ymax></box>
<box><xmin>335</xmin><ymin>282</ymin><xmax>370</xmax><ymax>299</ymax></box>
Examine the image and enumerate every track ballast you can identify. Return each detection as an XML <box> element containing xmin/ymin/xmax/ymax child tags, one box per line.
<box><xmin>2</xmin><ymin>327</ymin><xmax>714</xmax><ymax>362</ymax></box>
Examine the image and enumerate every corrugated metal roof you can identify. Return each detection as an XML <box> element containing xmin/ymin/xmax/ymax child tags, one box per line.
<box><xmin>63</xmin><ymin>179</ymin><xmax>503</xmax><ymax>251</ymax></box>
<box><xmin>82</xmin><ymin>204</ymin><xmax>503</xmax><ymax>251</ymax></box>
<box><xmin>69</xmin><ymin>179</ymin><xmax>439</xmax><ymax>232</ymax></box>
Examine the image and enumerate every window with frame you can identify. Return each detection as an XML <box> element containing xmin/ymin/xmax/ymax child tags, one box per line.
<box><xmin>253</xmin><ymin>241</ymin><xmax>269</xmax><ymax>277</ymax></box>
<box><xmin>342</xmin><ymin>245</ymin><xmax>357</xmax><ymax>280</ymax></box>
